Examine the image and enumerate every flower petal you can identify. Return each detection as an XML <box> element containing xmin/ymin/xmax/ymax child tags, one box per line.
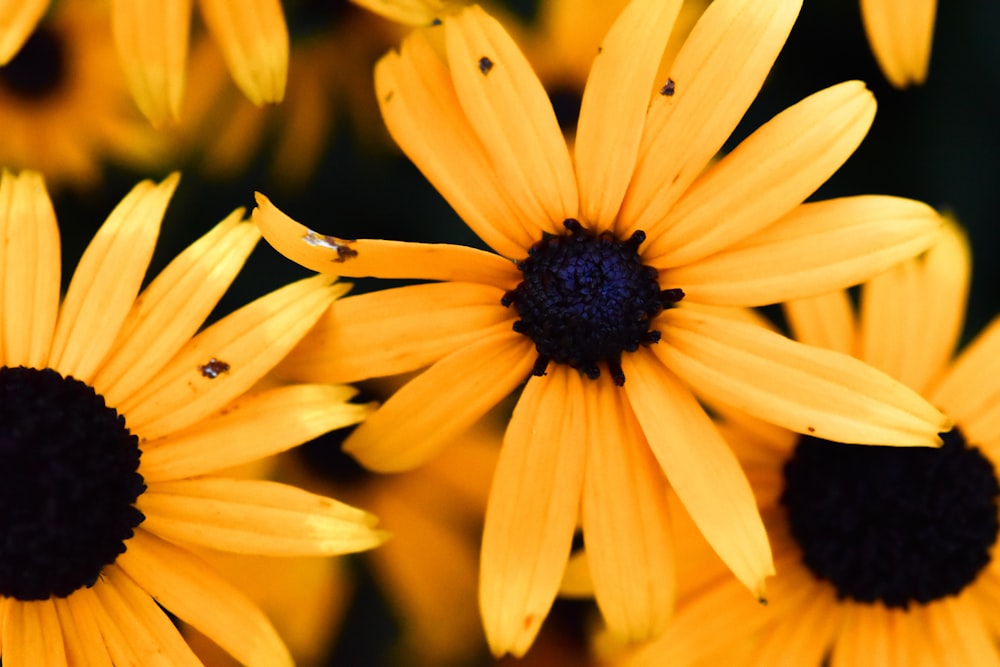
<box><xmin>277</xmin><ymin>282</ymin><xmax>514</xmax><ymax>384</ymax></box>
<box><xmin>932</xmin><ymin>316</ymin><xmax>1000</xmax><ymax>449</ymax></box>
<box><xmin>2</xmin><ymin>599</ymin><xmax>67</xmax><ymax>666</ymax></box>
<box><xmin>480</xmin><ymin>368</ymin><xmax>587</xmax><ymax>657</ymax></box>
<box><xmin>861</xmin><ymin>218</ymin><xmax>968</xmax><ymax>394</ymax></box>
<box><xmin>660</xmin><ymin>195</ymin><xmax>943</xmax><ymax>306</ymax></box>
<box><xmin>0</xmin><ymin>170</ymin><xmax>60</xmax><ymax>369</ymax></box>
<box><xmin>860</xmin><ymin>0</ymin><xmax>936</xmax><ymax>88</ymax></box>
<box><xmin>95</xmin><ymin>210</ymin><xmax>259</xmax><ymax>404</ymax></box>
<box><xmin>621</xmin><ymin>349</ymin><xmax>773</xmax><ymax>599</ymax></box>
<box><xmin>349</xmin><ymin>0</ymin><xmax>450</xmax><ymax>26</ymax></box>
<box><xmin>117</xmin><ymin>275</ymin><xmax>343</xmax><ymax>439</ymax></box>
<box><xmin>581</xmin><ymin>375</ymin><xmax>674</xmax><ymax>642</ymax></box>
<box><xmin>927</xmin><ymin>596</ymin><xmax>1000</xmax><ymax>667</ymax></box>
<box><xmin>659</xmin><ymin>307</ymin><xmax>951</xmax><ymax>445</ymax></box>
<box><xmin>574</xmin><ymin>0</ymin><xmax>683</xmax><ymax>232</ymax></box>
<box><xmin>784</xmin><ymin>291</ymin><xmax>857</xmax><ymax>356</ymax></box>
<box><xmin>117</xmin><ymin>530</ymin><xmax>293</xmax><ymax>667</ymax></box>
<box><xmin>376</xmin><ymin>29</ymin><xmax>537</xmax><ymax>256</ymax></box>
<box><xmin>446</xmin><ymin>5</ymin><xmax>577</xmax><ymax>235</ymax></box>
<box><xmin>49</xmin><ymin>173</ymin><xmax>180</xmax><ymax>383</ymax></box>
<box><xmin>253</xmin><ymin>193</ymin><xmax>522</xmax><ymax>284</ymax></box>
<box><xmin>641</xmin><ymin>81</ymin><xmax>875</xmax><ymax>265</ymax></box>
<box><xmin>140</xmin><ymin>384</ymin><xmax>371</xmax><ymax>482</ymax></box>
<box><xmin>620</xmin><ymin>0</ymin><xmax>801</xmax><ymax>232</ymax></box>
<box><xmin>140</xmin><ymin>478</ymin><xmax>387</xmax><ymax>555</ymax></box>
<box><xmin>95</xmin><ymin>567</ymin><xmax>202</xmax><ymax>666</ymax></box>
<box><xmin>53</xmin><ymin>595</ymin><xmax>112</xmax><ymax>666</ymax></box>
<box><xmin>112</xmin><ymin>0</ymin><xmax>192</xmax><ymax>125</ymax></box>
<box><xmin>0</xmin><ymin>0</ymin><xmax>48</xmax><ymax>63</ymax></box>
<box><xmin>344</xmin><ymin>328</ymin><xmax>535</xmax><ymax>472</ymax></box>
<box><xmin>198</xmin><ymin>0</ymin><xmax>288</xmax><ymax>105</ymax></box>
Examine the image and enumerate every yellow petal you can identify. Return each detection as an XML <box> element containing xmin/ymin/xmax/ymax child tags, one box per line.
<box><xmin>641</xmin><ymin>81</ymin><xmax>875</xmax><ymax>265</ymax></box>
<box><xmin>53</xmin><ymin>595</ymin><xmax>112</xmax><ymax>667</ymax></box>
<box><xmin>198</xmin><ymin>0</ymin><xmax>288</xmax><ymax>105</ymax></box>
<box><xmin>660</xmin><ymin>195</ymin><xmax>943</xmax><ymax>306</ymax></box>
<box><xmin>95</xmin><ymin>210</ymin><xmax>260</xmax><ymax>404</ymax></box>
<box><xmin>784</xmin><ymin>290</ymin><xmax>857</xmax><ymax>357</ymax></box>
<box><xmin>277</xmin><ymin>282</ymin><xmax>513</xmax><ymax>384</ymax></box>
<box><xmin>932</xmin><ymin>316</ymin><xmax>1000</xmax><ymax>448</ymax></box>
<box><xmin>349</xmin><ymin>0</ymin><xmax>450</xmax><ymax>26</ymax></box>
<box><xmin>253</xmin><ymin>193</ymin><xmax>522</xmax><ymax>284</ymax></box>
<box><xmin>140</xmin><ymin>477</ymin><xmax>387</xmax><ymax>555</ymax></box>
<box><xmin>112</xmin><ymin>0</ymin><xmax>192</xmax><ymax>125</ymax></box>
<box><xmin>2</xmin><ymin>600</ymin><xmax>67</xmax><ymax>666</ymax></box>
<box><xmin>446</xmin><ymin>5</ymin><xmax>577</xmax><ymax>235</ymax></box>
<box><xmin>344</xmin><ymin>327</ymin><xmax>534</xmax><ymax>471</ymax></box>
<box><xmin>620</xmin><ymin>0</ymin><xmax>801</xmax><ymax>232</ymax></box>
<box><xmin>863</xmin><ymin>218</ymin><xmax>968</xmax><ymax>395</ymax></box>
<box><xmin>575</xmin><ymin>0</ymin><xmax>682</xmax><ymax>231</ymax></box>
<box><xmin>95</xmin><ymin>567</ymin><xmax>201</xmax><ymax>667</ymax></box>
<box><xmin>376</xmin><ymin>28</ymin><xmax>538</xmax><ymax>256</ymax></box>
<box><xmin>926</xmin><ymin>596</ymin><xmax>1000</xmax><ymax>667</ymax></box>
<box><xmin>622</xmin><ymin>349</ymin><xmax>773</xmax><ymax>599</ymax></box>
<box><xmin>0</xmin><ymin>170</ymin><xmax>60</xmax><ymax>369</ymax></box>
<box><xmin>480</xmin><ymin>368</ymin><xmax>587</xmax><ymax>657</ymax></box>
<box><xmin>860</xmin><ymin>0</ymin><xmax>936</xmax><ymax>88</ymax></box>
<box><xmin>659</xmin><ymin>307</ymin><xmax>951</xmax><ymax>444</ymax></box>
<box><xmin>581</xmin><ymin>374</ymin><xmax>674</xmax><ymax>642</ymax></box>
<box><xmin>140</xmin><ymin>384</ymin><xmax>371</xmax><ymax>482</ymax></box>
<box><xmin>49</xmin><ymin>174</ymin><xmax>180</xmax><ymax>383</ymax></box>
<box><xmin>117</xmin><ymin>275</ymin><xmax>343</xmax><ymax>439</ymax></box>
<box><xmin>0</xmin><ymin>0</ymin><xmax>48</xmax><ymax>64</ymax></box>
<box><xmin>117</xmin><ymin>530</ymin><xmax>293</xmax><ymax>667</ymax></box>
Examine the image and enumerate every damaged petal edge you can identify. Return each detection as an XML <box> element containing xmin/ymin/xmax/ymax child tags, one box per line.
<box><xmin>303</xmin><ymin>229</ymin><xmax>359</xmax><ymax>262</ymax></box>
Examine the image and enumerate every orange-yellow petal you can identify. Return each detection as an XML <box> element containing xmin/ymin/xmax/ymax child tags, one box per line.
<box><xmin>0</xmin><ymin>170</ymin><xmax>60</xmax><ymax>369</ymax></box>
<box><xmin>932</xmin><ymin>316</ymin><xmax>1000</xmax><ymax>450</ymax></box>
<box><xmin>344</xmin><ymin>327</ymin><xmax>535</xmax><ymax>471</ymax></box>
<box><xmin>658</xmin><ymin>306</ymin><xmax>951</xmax><ymax>444</ymax></box>
<box><xmin>197</xmin><ymin>0</ymin><xmax>288</xmax><ymax>105</ymax></box>
<box><xmin>52</xmin><ymin>595</ymin><xmax>112</xmax><ymax>667</ymax></box>
<box><xmin>349</xmin><ymin>0</ymin><xmax>451</xmax><ymax>26</ymax></box>
<box><xmin>621</xmin><ymin>348</ymin><xmax>773</xmax><ymax>599</ymax></box>
<box><xmin>117</xmin><ymin>530</ymin><xmax>293</xmax><ymax>667</ymax></box>
<box><xmin>446</xmin><ymin>5</ymin><xmax>577</xmax><ymax>236</ymax></box>
<box><xmin>620</xmin><ymin>0</ymin><xmax>801</xmax><ymax>232</ymax></box>
<box><xmin>140</xmin><ymin>478</ymin><xmax>386</xmax><ymax>555</ymax></box>
<box><xmin>581</xmin><ymin>374</ymin><xmax>674</xmax><ymax>642</ymax></box>
<box><xmin>0</xmin><ymin>0</ymin><xmax>48</xmax><ymax>64</ymax></box>
<box><xmin>112</xmin><ymin>0</ymin><xmax>192</xmax><ymax>125</ymax></box>
<box><xmin>860</xmin><ymin>0</ymin><xmax>936</xmax><ymax>88</ymax></box>
<box><xmin>480</xmin><ymin>368</ymin><xmax>587</xmax><ymax>657</ymax></box>
<box><xmin>277</xmin><ymin>282</ymin><xmax>513</xmax><ymax>384</ymax></box>
<box><xmin>784</xmin><ymin>291</ymin><xmax>857</xmax><ymax>357</ymax></box>
<box><xmin>2</xmin><ymin>599</ymin><xmax>67</xmax><ymax>666</ymax></box>
<box><xmin>253</xmin><ymin>193</ymin><xmax>522</xmax><ymax>284</ymax></box>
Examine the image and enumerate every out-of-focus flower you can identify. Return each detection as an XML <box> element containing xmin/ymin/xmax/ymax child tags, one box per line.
<box><xmin>0</xmin><ymin>170</ymin><xmax>386</xmax><ymax>665</ymax></box>
<box><xmin>619</xmin><ymin>221</ymin><xmax>1000</xmax><ymax>666</ymax></box>
<box><xmin>0</xmin><ymin>0</ymin><xmax>166</xmax><ymax>188</ymax></box>
<box><xmin>860</xmin><ymin>0</ymin><xmax>936</xmax><ymax>88</ymax></box>
<box><xmin>254</xmin><ymin>0</ymin><xmax>950</xmax><ymax>657</ymax></box>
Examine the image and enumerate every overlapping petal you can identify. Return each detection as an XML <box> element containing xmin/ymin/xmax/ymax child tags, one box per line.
<box><xmin>860</xmin><ymin>0</ymin><xmax>936</xmax><ymax>88</ymax></box>
<box><xmin>0</xmin><ymin>0</ymin><xmax>48</xmax><ymax>64</ymax></box>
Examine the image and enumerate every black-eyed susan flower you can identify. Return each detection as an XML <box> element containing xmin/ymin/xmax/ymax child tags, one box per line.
<box><xmin>254</xmin><ymin>0</ymin><xmax>951</xmax><ymax>656</ymax></box>
<box><xmin>619</xmin><ymin>220</ymin><xmax>1000</xmax><ymax>666</ymax></box>
<box><xmin>0</xmin><ymin>170</ymin><xmax>387</xmax><ymax>665</ymax></box>
<box><xmin>860</xmin><ymin>0</ymin><xmax>936</xmax><ymax>88</ymax></box>
<box><xmin>0</xmin><ymin>0</ymin><xmax>166</xmax><ymax>188</ymax></box>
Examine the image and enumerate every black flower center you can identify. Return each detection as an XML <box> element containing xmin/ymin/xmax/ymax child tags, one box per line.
<box><xmin>0</xmin><ymin>27</ymin><xmax>67</xmax><ymax>101</ymax></box>
<box><xmin>0</xmin><ymin>366</ymin><xmax>146</xmax><ymax>600</ymax></box>
<box><xmin>502</xmin><ymin>218</ymin><xmax>683</xmax><ymax>385</ymax></box>
<box><xmin>781</xmin><ymin>429</ymin><xmax>1000</xmax><ymax>608</ymax></box>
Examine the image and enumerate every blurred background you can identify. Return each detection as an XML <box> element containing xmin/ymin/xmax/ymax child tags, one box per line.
<box><xmin>3</xmin><ymin>0</ymin><xmax>998</xmax><ymax>664</ymax></box>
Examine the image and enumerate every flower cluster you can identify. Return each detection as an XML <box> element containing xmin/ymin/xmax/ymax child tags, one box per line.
<box><xmin>1</xmin><ymin>0</ymin><xmax>993</xmax><ymax>665</ymax></box>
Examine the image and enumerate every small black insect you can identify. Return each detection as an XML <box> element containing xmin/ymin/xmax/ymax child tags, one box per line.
<box><xmin>660</xmin><ymin>78</ymin><xmax>676</xmax><ymax>96</ymax></box>
<box><xmin>198</xmin><ymin>358</ymin><xmax>231</xmax><ymax>379</ymax></box>
<box><xmin>479</xmin><ymin>56</ymin><xmax>494</xmax><ymax>75</ymax></box>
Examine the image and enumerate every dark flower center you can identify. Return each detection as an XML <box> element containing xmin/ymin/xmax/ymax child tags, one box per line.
<box><xmin>781</xmin><ymin>429</ymin><xmax>1000</xmax><ymax>608</ymax></box>
<box><xmin>0</xmin><ymin>27</ymin><xmax>67</xmax><ymax>101</ymax></box>
<box><xmin>0</xmin><ymin>366</ymin><xmax>146</xmax><ymax>600</ymax></box>
<box><xmin>502</xmin><ymin>218</ymin><xmax>683</xmax><ymax>385</ymax></box>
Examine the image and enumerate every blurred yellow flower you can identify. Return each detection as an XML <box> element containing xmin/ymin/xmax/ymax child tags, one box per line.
<box><xmin>860</xmin><ymin>0</ymin><xmax>936</xmax><ymax>88</ymax></box>
<box><xmin>255</xmin><ymin>0</ymin><xmax>950</xmax><ymax>657</ymax></box>
<box><xmin>0</xmin><ymin>170</ymin><xmax>385</xmax><ymax>665</ymax></box>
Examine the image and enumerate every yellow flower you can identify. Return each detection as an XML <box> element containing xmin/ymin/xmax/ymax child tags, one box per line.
<box><xmin>618</xmin><ymin>221</ymin><xmax>1000</xmax><ymax>666</ymax></box>
<box><xmin>255</xmin><ymin>0</ymin><xmax>950</xmax><ymax>656</ymax></box>
<box><xmin>0</xmin><ymin>170</ymin><xmax>386</xmax><ymax>665</ymax></box>
<box><xmin>860</xmin><ymin>0</ymin><xmax>936</xmax><ymax>88</ymax></box>
<box><xmin>0</xmin><ymin>0</ymin><xmax>166</xmax><ymax>188</ymax></box>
